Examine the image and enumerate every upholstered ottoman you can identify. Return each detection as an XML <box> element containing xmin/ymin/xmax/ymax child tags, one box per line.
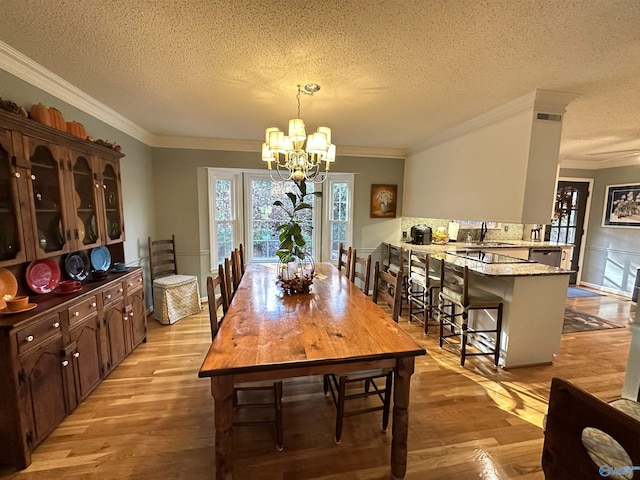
<box><xmin>153</xmin><ymin>274</ymin><xmax>201</xmax><ymax>324</ymax></box>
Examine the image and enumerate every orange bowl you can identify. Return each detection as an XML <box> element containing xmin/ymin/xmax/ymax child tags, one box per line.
<box><xmin>5</xmin><ymin>295</ymin><xmax>29</xmax><ymax>311</ymax></box>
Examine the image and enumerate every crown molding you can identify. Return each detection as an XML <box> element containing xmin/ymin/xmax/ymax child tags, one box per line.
<box><xmin>409</xmin><ymin>89</ymin><xmax>580</xmax><ymax>155</ymax></box>
<box><xmin>560</xmin><ymin>155</ymin><xmax>640</xmax><ymax>170</ymax></box>
<box><xmin>0</xmin><ymin>41</ymin><xmax>153</xmax><ymax>144</ymax></box>
<box><xmin>150</xmin><ymin>135</ymin><xmax>261</xmax><ymax>152</ymax></box>
<box><xmin>150</xmin><ymin>134</ymin><xmax>406</xmax><ymax>158</ymax></box>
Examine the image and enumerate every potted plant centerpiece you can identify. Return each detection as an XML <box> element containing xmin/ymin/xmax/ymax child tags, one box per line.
<box><xmin>273</xmin><ymin>179</ymin><xmax>322</xmax><ymax>294</ymax></box>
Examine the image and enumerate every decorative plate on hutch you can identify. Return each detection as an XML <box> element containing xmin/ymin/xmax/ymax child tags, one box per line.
<box><xmin>25</xmin><ymin>258</ymin><xmax>61</xmax><ymax>294</ymax></box>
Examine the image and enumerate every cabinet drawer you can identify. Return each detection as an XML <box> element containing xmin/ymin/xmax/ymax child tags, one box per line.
<box><xmin>125</xmin><ymin>272</ymin><xmax>144</xmax><ymax>293</ymax></box>
<box><xmin>16</xmin><ymin>313</ymin><xmax>62</xmax><ymax>354</ymax></box>
<box><xmin>102</xmin><ymin>282</ymin><xmax>124</xmax><ymax>305</ymax></box>
<box><xmin>67</xmin><ymin>295</ymin><xmax>98</xmax><ymax>326</ymax></box>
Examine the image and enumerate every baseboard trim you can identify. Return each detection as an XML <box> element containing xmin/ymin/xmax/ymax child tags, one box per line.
<box><xmin>579</xmin><ymin>281</ymin><xmax>632</xmax><ymax>299</ymax></box>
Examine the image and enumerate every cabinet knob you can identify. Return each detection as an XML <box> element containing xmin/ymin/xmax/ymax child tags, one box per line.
<box><xmin>95</xmin><ymin>183</ymin><xmax>100</xmax><ymax>189</ymax></box>
<box><xmin>130</xmin><ymin>312</ymin><xmax>134</xmax><ymax>318</ymax></box>
<box><xmin>103</xmin><ymin>184</ymin><xmax>107</xmax><ymax>189</ymax></box>
<box><xmin>128</xmin><ymin>283</ymin><xmax>132</xmax><ymax>287</ymax></box>
<box><xmin>106</xmin><ymin>294</ymin><xmax>111</xmax><ymax>300</ymax></box>
<box><xmin>118</xmin><ymin>288</ymin><xmax>123</xmax><ymax>293</ymax></box>
<box><xmin>91</xmin><ymin>302</ymin><xmax>96</xmax><ymax>308</ymax></box>
<box><xmin>74</xmin><ymin>311</ymin><xmax>80</xmax><ymax>317</ymax></box>
<box><xmin>74</xmin><ymin>352</ymin><xmax>80</xmax><ymax>358</ymax></box>
<box><xmin>26</xmin><ymin>335</ymin><xmax>34</xmax><ymax>342</ymax></box>
<box><xmin>62</xmin><ymin>360</ymin><xmax>69</xmax><ymax>367</ymax></box>
<box><xmin>14</xmin><ymin>171</ymin><xmax>21</xmax><ymax>178</ymax></box>
<box><xmin>53</xmin><ymin>322</ymin><xmax>60</xmax><ymax>328</ymax></box>
<box><xmin>30</xmin><ymin>174</ymin><xmax>36</xmax><ymax>180</ymax></box>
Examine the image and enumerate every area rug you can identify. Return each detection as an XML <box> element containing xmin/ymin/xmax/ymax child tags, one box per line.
<box><xmin>567</xmin><ymin>287</ymin><xmax>604</xmax><ymax>298</ymax></box>
<box><xmin>563</xmin><ymin>308</ymin><xmax>628</xmax><ymax>333</ymax></box>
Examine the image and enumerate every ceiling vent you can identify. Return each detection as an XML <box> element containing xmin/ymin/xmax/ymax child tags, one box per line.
<box><xmin>536</xmin><ymin>112</ymin><xmax>562</xmax><ymax>121</ymax></box>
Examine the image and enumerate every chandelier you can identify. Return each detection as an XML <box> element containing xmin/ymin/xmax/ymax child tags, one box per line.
<box><xmin>262</xmin><ymin>83</ymin><xmax>336</xmax><ymax>183</ymax></box>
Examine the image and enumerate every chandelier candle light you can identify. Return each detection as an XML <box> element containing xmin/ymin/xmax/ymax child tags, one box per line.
<box><xmin>262</xmin><ymin>84</ymin><xmax>336</xmax><ymax>184</ymax></box>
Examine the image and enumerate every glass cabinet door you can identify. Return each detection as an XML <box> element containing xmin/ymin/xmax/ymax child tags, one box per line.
<box><xmin>26</xmin><ymin>140</ymin><xmax>71</xmax><ymax>257</ymax></box>
<box><xmin>102</xmin><ymin>161</ymin><xmax>124</xmax><ymax>243</ymax></box>
<box><xmin>0</xmin><ymin>129</ymin><xmax>29</xmax><ymax>266</ymax></box>
<box><xmin>69</xmin><ymin>152</ymin><xmax>101</xmax><ymax>249</ymax></box>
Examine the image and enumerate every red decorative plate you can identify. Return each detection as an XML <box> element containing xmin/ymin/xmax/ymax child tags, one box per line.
<box><xmin>26</xmin><ymin>258</ymin><xmax>61</xmax><ymax>294</ymax></box>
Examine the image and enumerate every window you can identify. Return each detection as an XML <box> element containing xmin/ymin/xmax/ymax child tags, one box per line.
<box><xmin>208</xmin><ymin>170</ymin><xmax>242</xmax><ymax>269</ymax></box>
<box><xmin>245</xmin><ymin>172</ymin><xmax>322</xmax><ymax>263</ymax></box>
<box><xmin>323</xmin><ymin>174</ymin><xmax>354</xmax><ymax>261</ymax></box>
<box><xmin>209</xmin><ymin>169</ymin><xmax>353</xmax><ymax>266</ymax></box>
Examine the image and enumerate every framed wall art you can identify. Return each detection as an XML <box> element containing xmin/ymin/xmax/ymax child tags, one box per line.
<box><xmin>370</xmin><ymin>184</ymin><xmax>397</xmax><ymax>218</ymax></box>
<box><xmin>602</xmin><ymin>183</ymin><xmax>640</xmax><ymax>228</ymax></box>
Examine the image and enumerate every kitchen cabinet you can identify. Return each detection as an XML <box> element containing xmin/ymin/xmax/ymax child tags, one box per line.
<box><xmin>0</xmin><ymin>110</ymin><xmax>124</xmax><ymax>267</ymax></box>
<box><xmin>0</xmin><ymin>268</ymin><xmax>145</xmax><ymax>471</ymax></box>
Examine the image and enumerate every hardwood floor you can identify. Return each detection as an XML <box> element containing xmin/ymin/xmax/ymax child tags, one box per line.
<box><xmin>1</xmin><ymin>293</ymin><xmax>635</xmax><ymax>479</ymax></box>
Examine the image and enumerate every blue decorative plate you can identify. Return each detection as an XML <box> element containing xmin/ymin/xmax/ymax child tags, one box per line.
<box><xmin>65</xmin><ymin>251</ymin><xmax>91</xmax><ymax>281</ymax></box>
<box><xmin>90</xmin><ymin>246</ymin><xmax>111</xmax><ymax>271</ymax></box>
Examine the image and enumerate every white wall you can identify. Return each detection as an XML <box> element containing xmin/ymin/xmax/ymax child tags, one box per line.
<box><xmin>403</xmin><ymin>90</ymin><xmax>575</xmax><ymax>225</ymax></box>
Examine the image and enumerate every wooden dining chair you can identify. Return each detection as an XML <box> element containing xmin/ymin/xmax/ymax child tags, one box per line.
<box><xmin>238</xmin><ymin>243</ymin><xmax>246</xmax><ymax>275</ymax></box>
<box><xmin>350</xmin><ymin>249</ymin><xmax>372</xmax><ymax>294</ymax></box>
<box><xmin>323</xmin><ymin>261</ymin><xmax>398</xmax><ymax>444</ymax></box>
<box><xmin>337</xmin><ymin>242</ymin><xmax>352</xmax><ymax>277</ymax></box>
<box><xmin>206</xmin><ymin>270</ymin><xmax>284</xmax><ymax>451</ymax></box>
<box><xmin>372</xmin><ymin>261</ymin><xmax>403</xmax><ymax>322</ymax></box>
<box><xmin>206</xmin><ymin>265</ymin><xmax>228</xmax><ymax>341</ymax></box>
<box><xmin>148</xmin><ymin>235</ymin><xmax>201</xmax><ymax>324</ymax></box>
<box><xmin>230</xmin><ymin>249</ymin><xmax>241</xmax><ymax>293</ymax></box>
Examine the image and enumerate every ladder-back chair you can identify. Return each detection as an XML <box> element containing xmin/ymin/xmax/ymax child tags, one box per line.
<box><xmin>148</xmin><ymin>235</ymin><xmax>201</xmax><ymax>324</ymax></box>
<box><xmin>206</xmin><ymin>270</ymin><xmax>284</xmax><ymax>451</ymax></box>
<box><xmin>323</xmin><ymin>261</ymin><xmax>398</xmax><ymax>444</ymax></box>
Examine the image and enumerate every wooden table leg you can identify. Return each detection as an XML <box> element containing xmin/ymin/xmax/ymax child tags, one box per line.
<box><xmin>211</xmin><ymin>376</ymin><xmax>234</xmax><ymax>480</ymax></box>
<box><xmin>391</xmin><ymin>357</ymin><xmax>415</xmax><ymax>480</ymax></box>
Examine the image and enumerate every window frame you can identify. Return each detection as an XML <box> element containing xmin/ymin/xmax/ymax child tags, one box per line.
<box><xmin>207</xmin><ymin>168</ymin><xmax>243</xmax><ymax>271</ymax></box>
<box><xmin>322</xmin><ymin>173</ymin><xmax>354</xmax><ymax>262</ymax></box>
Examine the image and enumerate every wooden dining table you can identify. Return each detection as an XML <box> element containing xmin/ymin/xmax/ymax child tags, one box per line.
<box><xmin>198</xmin><ymin>262</ymin><xmax>427</xmax><ymax>479</ymax></box>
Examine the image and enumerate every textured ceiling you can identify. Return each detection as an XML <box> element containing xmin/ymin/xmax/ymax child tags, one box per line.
<box><xmin>1</xmin><ymin>0</ymin><xmax>639</xmax><ymax>166</ymax></box>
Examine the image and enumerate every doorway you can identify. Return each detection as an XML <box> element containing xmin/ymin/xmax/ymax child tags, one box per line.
<box><xmin>547</xmin><ymin>179</ymin><xmax>591</xmax><ymax>284</ymax></box>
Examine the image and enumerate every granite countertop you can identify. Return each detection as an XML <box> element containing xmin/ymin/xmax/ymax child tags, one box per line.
<box><xmin>429</xmin><ymin>251</ymin><xmax>572</xmax><ymax>277</ymax></box>
<box><xmin>390</xmin><ymin>241</ymin><xmax>574</xmax><ymax>277</ymax></box>
<box><xmin>396</xmin><ymin>240</ymin><xmax>573</xmax><ymax>252</ymax></box>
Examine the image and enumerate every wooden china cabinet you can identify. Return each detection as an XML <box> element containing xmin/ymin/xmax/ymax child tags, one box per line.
<box><xmin>0</xmin><ymin>109</ymin><xmax>146</xmax><ymax>472</ymax></box>
<box><xmin>0</xmin><ymin>109</ymin><xmax>125</xmax><ymax>267</ymax></box>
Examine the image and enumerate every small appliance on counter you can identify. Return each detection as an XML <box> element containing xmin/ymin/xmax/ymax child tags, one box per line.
<box><xmin>530</xmin><ymin>224</ymin><xmax>542</xmax><ymax>242</ymax></box>
<box><xmin>411</xmin><ymin>224</ymin><xmax>432</xmax><ymax>245</ymax></box>
<box><xmin>448</xmin><ymin>221</ymin><xmax>460</xmax><ymax>242</ymax></box>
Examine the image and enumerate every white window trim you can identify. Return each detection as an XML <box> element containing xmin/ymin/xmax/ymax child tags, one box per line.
<box><xmin>207</xmin><ymin>168</ymin><xmax>243</xmax><ymax>271</ymax></box>
<box><xmin>322</xmin><ymin>173</ymin><xmax>354</xmax><ymax>262</ymax></box>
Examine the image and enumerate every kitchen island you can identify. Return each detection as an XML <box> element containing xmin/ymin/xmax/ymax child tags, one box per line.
<box><xmin>391</xmin><ymin>241</ymin><xmax>573</xmax><ymax>368</ymax></box>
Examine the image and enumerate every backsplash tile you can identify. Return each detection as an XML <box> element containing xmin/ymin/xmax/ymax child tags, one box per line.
<box><xmin>401</xmin><ymin>217</ymin><xmax>524</xmax><ymax>242</ymax></box>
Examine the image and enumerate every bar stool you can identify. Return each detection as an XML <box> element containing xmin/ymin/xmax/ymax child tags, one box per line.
<box><xmin>438</xmin><ymin>260</ymin><xmax>503</xmax><ymax>366</ymax></box>
<box><xmin>407</xmin><ymin>251</ymin><xmax>441</xmax><ymax>334</ymax></box>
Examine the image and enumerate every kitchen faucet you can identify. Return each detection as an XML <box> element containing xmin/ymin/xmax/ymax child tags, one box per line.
<box><xmin>480</xmin><ymin>222</ymin><xmax>488</xmax><ymax>242</ymax></box>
